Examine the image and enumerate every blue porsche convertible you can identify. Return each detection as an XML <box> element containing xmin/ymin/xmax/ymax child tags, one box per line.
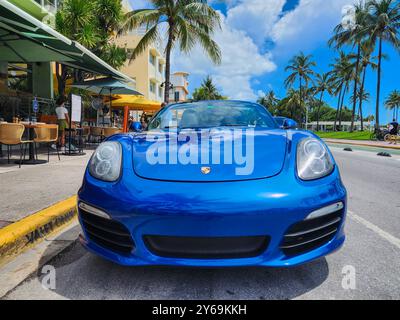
<box><xmin>78</xmin><ymin>100</ymin><xmax>347</xmax><ymax>267</ymax></box>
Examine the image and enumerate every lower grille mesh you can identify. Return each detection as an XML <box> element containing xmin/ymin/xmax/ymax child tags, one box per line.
<box><xmin>144</xmin><ymin>235</ymin><xmax>270</xmax><ymax>259</ymax></box>
<box><xmin>80</xmin><ymin>209</ymin><xmax>135</xmax><ymax>255</ymax></box>
<box><xmin>280</xmin><ymin>209</ymin><xmax>343</xmax><ymax>257</ymax></box>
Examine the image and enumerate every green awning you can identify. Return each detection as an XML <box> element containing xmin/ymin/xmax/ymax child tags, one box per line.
<box><xmin>70</xmin><ymin>77</ymin><xmax>143</xmax><ymax>96</ymax></box>
<box><xmin>0</xmin><ymin>0</ymin><xmax>134</xmax><ymax>83</ymax></box>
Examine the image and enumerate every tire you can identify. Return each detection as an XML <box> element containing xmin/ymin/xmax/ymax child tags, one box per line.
<box><xmin>384</xmin><ymin>134</ymin><xmax>391</xmax><ymax>142</ymax></box>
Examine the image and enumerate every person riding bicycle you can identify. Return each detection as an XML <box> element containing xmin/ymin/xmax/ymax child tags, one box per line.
<box><xmin>388</xmin><ymin>119</ymin><xmax>398</xmax><ymax>145</ymax></box>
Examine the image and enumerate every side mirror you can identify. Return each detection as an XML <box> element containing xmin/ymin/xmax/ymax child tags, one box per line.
<box><xmin>132</xmin><ymin>121</ymin><xmax>142</xmax><ymax>132</ymax></box>
<box><xmin>283</xmin><ymin>119</ymin><xmax>298</xmax><ymax>130</ymax></box>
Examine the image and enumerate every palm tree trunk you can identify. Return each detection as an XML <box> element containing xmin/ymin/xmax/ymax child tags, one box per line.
<box><xmin>317</xmin><ymin>90</ymin><xmax>324</xmax><ymax>131</ymax></box>
<box><xmin>334</xmin><ymin>87</ymin><xmax>343</xmax><ymax>131</ymax></box>
<box><xmin>299</xmin><ymin>77</ymin><xmax>303</xmax><ymax>126</ymax></box>
<box><xmin>358</xmin><ymin>66</ymin><xmax>367</xmax><ymax>131</ymax></box>
<box><xmin>350</xmin><ymin>43</ymin><xmax>361</xmax><ymax>133</ymax></box>
<box><xmin>338</xmin><ymin>84</ymin><xmax>347</xmax><ymax>131</ymax></box>
<box><xmin>163</xmin><ymin>27</ymin><xmax>174</xmax><ymax>103</ymax></box>
<box><xmin>56</xmin><ymin>63</ymin><xmax>68</xmax><ymax>97</ymax></box>
<box><xmin>375</xmin><ymin>37</ymin><xmax>383</xmax><ymax>130</ymax></box>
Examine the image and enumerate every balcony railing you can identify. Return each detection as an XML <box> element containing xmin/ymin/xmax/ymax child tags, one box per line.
<box><xmin>33</xmin><ymin>0</ymin><xmax>60</xmax><ymax>14</ymax></box>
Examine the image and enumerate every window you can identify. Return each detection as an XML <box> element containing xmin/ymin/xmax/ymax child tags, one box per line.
<box><xmin>174</xmin><ymin>91</ymin><xmax>180</xmax><ymax>102</ymax></box>
<box><xmin>158</xmin><ymin>62</ymin><xmax>163</xmax><ymax>74</ymax></box>
<box><xmin>158</xmin><ymin>86</ymin><xmax>163</xmax><ymax>97</ymax></box>
<box><xmin>149</xmin><ymin>81</ymin><xmax>156</xmax><ymax>93</ymax></box>
<box><xmin>149</xmin><ymin>53</ymin><xmax>156</xmax><ymax>66</ymax></box>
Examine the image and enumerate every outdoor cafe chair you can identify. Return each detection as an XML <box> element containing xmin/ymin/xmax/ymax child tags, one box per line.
<box><xmin>103</xmin><ymin>127</ymin><xmax>122</xmax><ymax>138</ymax></box>
<box><xmin>82</xmin><ymin>126</ymin><xmax>90</xmax><ymax>146</ymax></box>
<box><xmin>33</xmin><ymin>124</ymin><xmax>60</xmax><ymax>162</ymax></box>
<box><xmin>89</xmin><ymin>127</ymin><xmax>104</xmax><ymax>143</ymax></box>
<box><xmin>0</xmin><ymin>123</ymin><xmax>35</xmax><ymax>168</ymax></box>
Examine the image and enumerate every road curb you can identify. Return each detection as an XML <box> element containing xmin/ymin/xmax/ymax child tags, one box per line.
<box><xmin>324</xmin><ymin>139</ymin><xmax>400</xmax><ymax>150</ymax></box>
<box><xmin>0</xmin><ymin>196</ymin><xmax>77</xmax><ymax>263</ymax></box>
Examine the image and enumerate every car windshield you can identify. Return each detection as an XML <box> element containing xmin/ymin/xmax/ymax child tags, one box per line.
<box><xmin>147</xmin><ymin>101</ymin><xmax>277</xmax><ymax>130</ymax></box>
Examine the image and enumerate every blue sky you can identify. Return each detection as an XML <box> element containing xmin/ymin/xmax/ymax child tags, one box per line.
<box><xmin>129</xmin><ymin>0</ymin><xmax>400</xmax><ymax>123</ymax></box>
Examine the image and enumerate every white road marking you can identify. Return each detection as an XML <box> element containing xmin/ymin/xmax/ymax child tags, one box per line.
<box><xmin>348</xmin><ymin>210</ymin><xmax>400</xmax><ymax>250</ymax></box>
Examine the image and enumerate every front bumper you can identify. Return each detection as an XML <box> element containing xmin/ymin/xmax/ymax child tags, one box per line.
<box><xmin>77</xmin><ymin>164</ymin><xmax>347</xmax><ymax>267</ymax></box>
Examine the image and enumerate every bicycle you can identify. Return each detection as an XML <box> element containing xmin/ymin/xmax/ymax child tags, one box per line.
<box><xmin>370</xmin><ymin>128</ymin><xmax>389</xmax><ymax>141</ymax></box>
<box><xmin>384</xmin><ymin>132</ymin><xmax>400</xmax><ymax>143</ymax></box>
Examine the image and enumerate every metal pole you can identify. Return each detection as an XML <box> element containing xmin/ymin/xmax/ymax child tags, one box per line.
<box><xmin>68</xmin><ymin>94</ymin><xmax>72</xmax><ymax>155</ymax></box>
<box><xmin>123</xmin><ymin>105</ymin><xmax>129</xmax><ymax>133</ymax></box>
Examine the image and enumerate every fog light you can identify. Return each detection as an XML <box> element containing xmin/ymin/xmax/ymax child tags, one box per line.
<box><xmin>78</xmin><ymin>202</ymin><xmax>110</xmax><ymax>220</ymax></box>
<box><xmin>306</xmin><ymin>202</ymin><xmax>344</xmax><ymax>220</ymax></box>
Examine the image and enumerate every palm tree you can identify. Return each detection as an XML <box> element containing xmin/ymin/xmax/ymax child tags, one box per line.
<box><xmin>192</xmin><ymin>76</ymin><xmax>224</xmax><ymax>101</ymax></box>
<box><xmin>351</xmin><ymin>89</ymin><xmax>370</xmax><ymax>124</ymax></box>
<box><xmin>351</xmin><ymin>89</ymin><xmax>370</xmax><ymax>106</ymax></box>
<box><xmin>286</xmin><ymin>89</ymin><xmax>303</xmax><ymax>121</ymax></box>
<box><xmin>312</xmin><ymin>73</ymin><xmax>333</xmax><ymax>131</ymax></box>
<box><xmin>257</xmin><ymin>90</ymin><xmax>280</xmax><ymax>115</ymax></box>
<box><xmin>354</xmin><ymin>40</ymin><xmax>378</xmax><ymax>130</ymax></box>
<box><xmin>367</xmin><ymin>0</ymin><xmax>400</xmax><ymax>130</ymax></box>
<box><xmin>285</xmin><ymin>52</ymin><xmax>316</xmax><ymax>122</ymax></box>
<box><xmin>122</xmin><ymin>0</ymin><xmax>221</xmax><ymax>103</ymax></box>
<box><xmin>329</xmin><ymin>1</ymin><xmax>370</xmax><ymax>132</ymax></box>
<box><xmin>330</xmin><ymin>52</ymin><xmax>354</xmax><ymax>130</ymax></box>
<box><xmin>385</xmin><ymin>90</ymin><xmax>400</xmax><ymax>121</ymax></box>
<box><xmin>56</xmin><ymin>0</ymin><xmax>127</xmax><ymax>95</ymax></box>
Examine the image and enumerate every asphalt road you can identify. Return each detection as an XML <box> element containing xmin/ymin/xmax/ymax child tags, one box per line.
<box><xmin>3</xmin><ymin>146</ymin><xmax>400</xmax><ymax>300</ymax></box>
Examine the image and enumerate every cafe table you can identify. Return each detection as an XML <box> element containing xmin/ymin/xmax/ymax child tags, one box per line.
<box><xmin>18</xmin><ymin>122</ymin><xmax>48</xmax><ymax>165</ymax></box>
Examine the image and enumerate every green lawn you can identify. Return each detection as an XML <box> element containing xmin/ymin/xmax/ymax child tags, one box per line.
<box><xmin>315</xmin><ymin>131</ymin><xmax>372</xmax><ymax>141</ymax></box>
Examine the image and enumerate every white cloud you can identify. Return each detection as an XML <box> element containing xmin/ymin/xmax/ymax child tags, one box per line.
<box><xmin>172</xmin><ymin>0</ymin><xmax>359</xmax><ymax>100</ymax></box>
<box><xmin>173</xmin><ymin>13</ymin><xmax>276</xmax><ymax>100</ymax></box>
<box><xmin>226</xmin><ymin>0</ymin><xmax>285</xmax><ymax>46</ymax></box>
<box><xmin>271</xmin><ymin>0</ymin><xmax>358</xmax><ymax>56</ymax></box>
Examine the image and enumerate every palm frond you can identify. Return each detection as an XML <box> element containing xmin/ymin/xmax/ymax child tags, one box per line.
<box><xmin>128</xmin><ymin>24</ymin><xmax>160</xmax><ymax>63</ymax></box>
<box><xmin>120</xmin><ymin>9</ymin><xmax>163</xmax><ymax>34</ymax></box>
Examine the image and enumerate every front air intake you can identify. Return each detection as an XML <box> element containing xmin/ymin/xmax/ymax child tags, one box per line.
<box><xmin>280</xmin><ymin>209</ymin><xmax>343</xmax><ymax>257</ymax></box>
<box><xmin>80</xmin><ymin>209</ymin><xmax>135</xmax><ymax>255</ymax></box>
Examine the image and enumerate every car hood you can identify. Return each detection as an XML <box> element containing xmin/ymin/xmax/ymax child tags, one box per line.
<box><xmin>131</xmin><ymin>129</ymin><xmax>288</xmax><ymax>182</ymax></box>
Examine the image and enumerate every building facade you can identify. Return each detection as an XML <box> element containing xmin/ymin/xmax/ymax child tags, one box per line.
<box><xmin>169</xmin><ymin>72</ymin><xmax>190</xmax><ymax>103</ymax></box>
<box><xmin>115</xmin><ymin>31</ymin><xmax>166</xmax><ymax>103</ymax></box>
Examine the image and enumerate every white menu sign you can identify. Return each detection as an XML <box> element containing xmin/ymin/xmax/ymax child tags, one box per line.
<box><xmin>71</xmin><ymin>94</ymin><xmax>82</xmax><ymax>122</ymax></box>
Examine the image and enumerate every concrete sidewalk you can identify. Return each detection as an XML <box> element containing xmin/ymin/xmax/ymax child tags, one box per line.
<box><xmin>324</xmin><ymin>138</ymin><xmax>400</xmax><ymax>150</ymax></box>
<box><xmin>0</xmin><ymin>150</ymin><xmax>93</xmax><ymax>228</ymax></box>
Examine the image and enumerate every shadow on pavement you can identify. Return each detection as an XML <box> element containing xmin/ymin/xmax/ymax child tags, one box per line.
<box><xmin>36</xmin><ymin>230</ymin><xmax>330</xmax><ymax>300</ymax></box>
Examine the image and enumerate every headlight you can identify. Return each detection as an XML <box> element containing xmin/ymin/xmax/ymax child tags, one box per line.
<box><xmin>89</xmin><ymin>141</ymin><xmax>122</xmax><ymax>182</ymax></box>
<box><xmin>297</xmin><ymin>138</ymin><xmax>334</xmax><ymax>180</ymax></box>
